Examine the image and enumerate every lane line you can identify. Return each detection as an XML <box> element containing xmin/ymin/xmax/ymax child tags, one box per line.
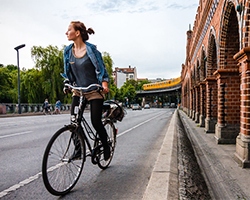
<box><xmin>117</xmin><ymin>112</ymin><xmax>167</xmax><ymax>137</ymax></box>
<box><xmin>0</xmin><ymin>111</ymin><xmax>169</xmax><ymax>198</ymax></box>
<box><xmin>0</xmin><ymin>131</ymin><xmax>33</xmax><ymax>139</ymax></box>
<box><xmin>0</xmin><ymin>172</ymin><xmax>42</xmax><ymax>198</ymax></box>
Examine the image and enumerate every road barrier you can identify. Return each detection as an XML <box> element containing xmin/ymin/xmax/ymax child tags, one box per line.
<box><xmin>0</xmin><ymin>103</ymin><xmax>71</xmax><ymax>114</ymax></box>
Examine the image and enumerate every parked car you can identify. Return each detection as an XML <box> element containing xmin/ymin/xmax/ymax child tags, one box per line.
<box><xmin>169</xmin><ymin>103</ymin><xmax>177</xmax><ymax>108</ymax></box>
<box><xmin>131</xmin><ymin>104</ymin><xmax>142</xmax><ymax>110</ymax></box>
<box><xmin>144</xmin><ymin>104</ymin><xmax>150</xmax><ymax>109</ymax></box>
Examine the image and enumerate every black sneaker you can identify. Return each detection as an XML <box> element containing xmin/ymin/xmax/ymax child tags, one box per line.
<box><xmin>104</xmin><ymin>146</ymin><xmax>111</xmax><ymax>161</ymax></box>
<box><xmin>70</xmin><ymin>115</ymin><xmax>77</xmax><ymax>124</ymax></box>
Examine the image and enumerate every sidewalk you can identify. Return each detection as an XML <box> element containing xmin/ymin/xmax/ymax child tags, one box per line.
<box><xmin>144</xmin><ymin>109</ymin><xmax>250</xmax><ymax>199</ymax></box>
<box><xmin>178</xmin><ymin>110</ymin><xmax>250</xmax><ymax>199</ymax></box>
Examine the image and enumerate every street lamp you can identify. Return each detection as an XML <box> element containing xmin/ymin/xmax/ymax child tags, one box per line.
<box><xmin>14</xmin><ymin>44</ymin><xmax>25</xmax><ymax>114</ymax></box>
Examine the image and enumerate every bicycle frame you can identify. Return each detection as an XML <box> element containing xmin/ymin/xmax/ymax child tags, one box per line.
<box><xmin>64</xmin><ymin>83</ymin><xmax>119</xmax><ymax>160</ymax></box>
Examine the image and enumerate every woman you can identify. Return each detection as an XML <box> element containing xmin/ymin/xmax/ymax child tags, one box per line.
<box><xmin>61</xmin><ymin>21</ymin><xmax>110</xmax><ymax>160</ymax></box>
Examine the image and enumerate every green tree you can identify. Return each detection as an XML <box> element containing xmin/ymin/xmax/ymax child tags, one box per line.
<box><xmin>0</xmin><ymin>66</ymin><xmax>15</xmax><ymax>103</ymax></box>
<box><xmin>123</xmin><ymin>79</ymin><xmax>151</xmax><ymax>91</ymax></box>
<box><xmin>102</xmin><ymin>52</ymin><xmax>117</xmax><ymax>100</ymax></box>
<box><xmin>102</xmin><ymin>52</ymin><xmax>113</xmax><ymax>77</ymax></box>
<box><xmin>137</xmin><ymin>80</ymin><xmax>151</xmax><ymax>90</ymax></box>
<box><xmin>31</xmin><ymin>45</ymin><xmax>65</xmax><ymax>103</ymax></box>
<box><xmin>125</xmin><ymin>79</ymin><xmax>138</xmax><ymax>90</ymax></box>
<box><xmin>118</xmin><ymin>84</ymin><xmax>136</xmax><ymax>105</ymax></box>
<box><xmin>6</xmin><ymin>64</ymin><xmax>18</xmax><ymax>72</ymax></box>
<box><xmin>22</xmin><ymin>69</ymin><xmax>44</xmax><ymax>103</ymax></box>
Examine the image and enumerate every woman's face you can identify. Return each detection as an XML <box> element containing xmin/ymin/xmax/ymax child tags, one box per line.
<box><xmin>66</xmin><ymin>24</ymin><xmax>78</xmax><ymax>41</ymax></box>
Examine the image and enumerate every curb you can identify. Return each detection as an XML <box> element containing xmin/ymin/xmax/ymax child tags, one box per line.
<box><xmin>143</xmin><ymin>109</ymin><xmax>178</xmax><ymax>200</ymax></box>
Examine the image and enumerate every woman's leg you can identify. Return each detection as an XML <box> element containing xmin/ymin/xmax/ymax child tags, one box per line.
<box><xmin>71</xmin><ymin>96</ymin><xmax>86</xmax><ymax>121</ymax></box>
<box><xmin>71</xmin><ymin>96</ymin><xmax>80</xmax><ymax>115</ymax></box>
<box><xmin>90</xmin><ymin>99</ymin><xmax>110</xmax><ymax>160</ymax></box>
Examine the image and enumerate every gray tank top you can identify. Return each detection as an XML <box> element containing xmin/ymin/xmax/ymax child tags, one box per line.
<box><xmin>69</xmin><ymin>48</ymin><xmax>98</xmax><ymax>87</ymax></box>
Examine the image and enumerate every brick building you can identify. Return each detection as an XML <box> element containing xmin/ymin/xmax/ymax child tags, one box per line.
<box><xmin>181</xmin><ymin>0</ymin><xmax>250</xmax><ymax>167</ymax></box>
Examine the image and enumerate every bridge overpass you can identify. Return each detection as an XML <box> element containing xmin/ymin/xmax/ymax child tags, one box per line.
<box><xmin>135</xmin><ymin>84</ymin><xmax>181</xmax><ymax>107</ymax></box>
<box><xmin>136</xmin><ymin>84</ymin><xmax>181</xmax><ymax>97</ymax></box>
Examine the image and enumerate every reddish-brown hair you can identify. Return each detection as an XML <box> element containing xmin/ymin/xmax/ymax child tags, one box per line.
<box><xmin>71</xmin><ymin>21</ymin><xmax>95</xmax><ymax>42</ymax></box>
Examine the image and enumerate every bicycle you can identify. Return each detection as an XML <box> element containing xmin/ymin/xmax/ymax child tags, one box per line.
<box><xmin>42</xmin><ymin>84</ymin><xmax>125</xmax><ymax>196</ymax></box>
<box><xmin>43</xmin><ymin>107</ymin><xmax>51</xmax><ymax>115</ymax></box>
<box><xmin>53</xmin><ymin>106</ymin><xmax>61</xmax><ymax>114</ymax></box>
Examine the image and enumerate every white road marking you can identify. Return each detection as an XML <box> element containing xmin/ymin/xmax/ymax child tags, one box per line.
<box><xmin>117</xmin><ymin>112</ymin><xmax>166</xmax><ymax>137</ymax></box>
<box><xmin>0</xmin><ymin>131</ymin><xmax>33</xmax><ymax>139</ymax></box>
<box><xmin>0</xmin><ymin>111</ymin><xmax>169</xmax><ymax>198</ymax></box>
<box><xmin>0</xmin><ymin>172</ymin><xmax>42</xmax><ymax>198</ymax></box>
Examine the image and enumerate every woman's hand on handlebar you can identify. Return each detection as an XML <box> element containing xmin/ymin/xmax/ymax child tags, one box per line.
<box><xmin>102</xmin><ymin>86</ymin><xmax>109</xmax><ymax>94</ymax></box>
<box><xmin>63</xmin><ymin>79</ymin><xmax>72</xmax><ymax>94</ymax></box>
<box><xmin>102</xmin><ymin>81</ymin><xmax>109</xmax><ymax>94</ymax></box>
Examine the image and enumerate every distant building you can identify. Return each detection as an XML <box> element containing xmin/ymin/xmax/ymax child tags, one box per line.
<box><xmin>137</xmin><ymin>78</ymin><xmax>148</xmax><ymax>82</ymax></box>
<box><xmin>112</xmin><ymin>71</ymin><xmax>126</xmax><ymax>89</ymax></box>
<box><xmin>148</xmin><ymin>78</ymin><xmax>167</xmax><ymax>83</ymax></box>
<box><xmin>113</xmin><ymin>66</ymin><xmax>137</xmax><ymax>88</ymax></box>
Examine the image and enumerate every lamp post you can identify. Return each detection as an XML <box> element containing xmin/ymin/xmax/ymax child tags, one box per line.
<box><xmin>14</xmin><ymin>44</ymin><xmax>25</xmax><ymax>114</ymax></box>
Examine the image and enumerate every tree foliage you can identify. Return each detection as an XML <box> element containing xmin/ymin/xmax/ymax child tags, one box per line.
<box><xmin>102</xmin><ymin>52</ymin><xmax>117</xmax><ymax>100</ymax></box>
<box><xmin>0</xmin><ymin>66</ymin><xmax>16</xmax><ymax>103</ymax></box>
<box><xmin>31</xmin><ymin>45</ymin><xmax>65</xmax><ymax>103</ymax></box>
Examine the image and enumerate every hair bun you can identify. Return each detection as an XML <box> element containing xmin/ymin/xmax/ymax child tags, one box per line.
<box><xmin>87</xmin><ymin>28</ymin><xmax>95</xmax><ymax>35</ymax></box>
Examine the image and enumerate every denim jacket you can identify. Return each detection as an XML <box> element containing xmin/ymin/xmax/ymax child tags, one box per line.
<box><xmin>61</xmin><ymin>42</ymin><xmax>109</xmax><ymax>85</ymax></box>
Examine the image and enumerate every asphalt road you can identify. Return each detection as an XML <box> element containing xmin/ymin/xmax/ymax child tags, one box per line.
<box><xmin>0</xmin><ymin>108</ymin><xmax>174</xmax><ymax>200</ymax></box>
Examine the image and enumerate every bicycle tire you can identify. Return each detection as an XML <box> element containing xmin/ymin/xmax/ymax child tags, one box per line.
<box><xmin>42</xmin><ymin>125</ymin><xmax>85</xmax><ymax>196</ymax></box>
<box><xmin>96</xmin><ymin>121</ymin><xmax>116</xmax><ymax>169</ymax></box>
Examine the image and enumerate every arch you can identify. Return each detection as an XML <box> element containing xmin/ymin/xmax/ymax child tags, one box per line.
<box><xmin>207</xmin><ymin>32</ymin><xmax>218</xmax><ymax>77</ymax></box>
<box><xmin>219</xmin><ymin>1</ymin><xmax>239</xmax><ymax>69</ymax></box>
<box><xmin>200</xmin><ymin>45</ymin><xmax>207</xmax><ymax>81</ymax></box>
<box><xmin>191</xmin><ymin>65</ymin><xmax>195</xmax><ymax>87</ymax></box>
<box><xmin>196</xmin><ymin>56</ymin><xmax>200</xmax><ymax>84</ymax></box>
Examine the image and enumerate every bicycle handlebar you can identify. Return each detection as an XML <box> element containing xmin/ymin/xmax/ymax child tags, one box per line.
<box><xmin>64</xmin><ymin>83</ymin><xmax>102</xmax><ymax>91</ymax></box>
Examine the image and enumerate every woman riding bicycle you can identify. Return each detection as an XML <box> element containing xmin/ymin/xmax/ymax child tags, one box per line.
<box><xmin>61</xmin><ymin>21</ymin><xmax>111</xmax><ymax>160</ymax></box>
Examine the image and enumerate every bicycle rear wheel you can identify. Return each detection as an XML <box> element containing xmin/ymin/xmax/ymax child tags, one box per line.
<box><xmin>42</xmin><ymin>125</ymin><xmax>85</xmax><ymax>196</ymax></box>
<box><xmin>96</xmin><ymin>121</ymin><xmax>116</xmax><ymax>169</ymax></box>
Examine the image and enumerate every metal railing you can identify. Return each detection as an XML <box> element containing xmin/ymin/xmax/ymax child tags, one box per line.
<box><xmin>0</xmin><ymin>103</ymin><xmax>71</xmax><ymax>114</ymax></box>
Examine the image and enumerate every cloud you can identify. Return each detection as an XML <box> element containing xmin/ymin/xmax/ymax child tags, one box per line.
<box><xmin>165</xmin><ymin>3</ymin><xmax>198</xmax><ymax>10</ymax></box>
<box><xmin>61</xmin><ymin>14</ymin><xmax>69</xmax><ymax>19</ymax></box>
<box><xmin>87</xmin><ymin>0</ymin><xmax>160</xmax><ymax>14</ymax></box>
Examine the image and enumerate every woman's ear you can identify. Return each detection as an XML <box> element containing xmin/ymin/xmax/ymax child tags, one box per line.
<box><xmin>75</xmin><ymin>30</ymin><xmax>80</xmax><ymax>37</ymax></box>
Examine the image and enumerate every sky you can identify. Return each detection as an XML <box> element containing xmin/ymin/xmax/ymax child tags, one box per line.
<box><xmin>0</xmin><ymin>0</ymin><xmax>198</xmax><ymax>79</ymax></box>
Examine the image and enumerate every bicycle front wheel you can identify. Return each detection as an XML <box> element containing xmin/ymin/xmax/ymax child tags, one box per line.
<box><xmin>42</xmin><ymin>125</ymin><xmax>85</xmax><ymax>196</ymax></box>
<box><xmin>97</xmin><ymin>121</ymin><xmax>116</xmax><ymax>169</ymax></box>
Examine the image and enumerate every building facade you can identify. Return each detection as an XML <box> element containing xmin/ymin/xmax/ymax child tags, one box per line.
<box><xmin>181</xmin><ymin>0</ymin><xmax>250</xmax><ymax>167</ymax></box>
<box><xmin>113</xmin><ymin>66</ymin><xmax>137</xmax><ymax>87</ymax></box>
<box><xmin>113</xmin><ymin>71</ymin><xmax>126</xmax><ymax>89</ymax></box>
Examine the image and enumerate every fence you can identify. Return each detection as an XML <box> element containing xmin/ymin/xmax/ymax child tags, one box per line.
<box><xmin>0</xmin><ymin>103</ymin><xmax>71</xmax><ymax>114</ymax></box>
